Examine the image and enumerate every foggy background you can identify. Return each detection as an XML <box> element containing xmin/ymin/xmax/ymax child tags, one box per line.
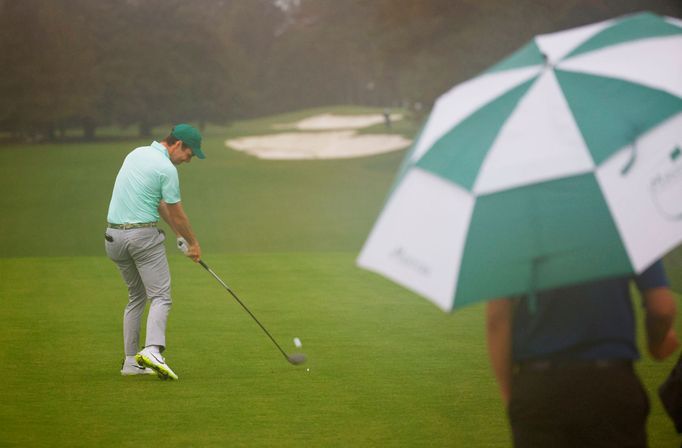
<box><xmin>1</xmin><ymin>0</ymin><xmax>680</xmax><ymax>141</ymax></box>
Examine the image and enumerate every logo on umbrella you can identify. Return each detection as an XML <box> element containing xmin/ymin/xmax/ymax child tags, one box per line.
<box><xmin>390</xmin><ymin>247</ymin><xmax>431</xmax><ymax>277</ymax></box>
<box><xmin>651</xmin><ymin>146</ymin><xmax>682</xmax><ymax>221</ymax></box>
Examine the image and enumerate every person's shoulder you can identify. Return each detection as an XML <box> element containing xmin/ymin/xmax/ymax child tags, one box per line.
<box><xmin>129</xmin><ymin>145</ymin><xmax>174</xmax><ymax>170</ymax></box>
<box><xmin>635</xmin><ymin>260</ymin><xmax>669</xmax><ymax>290</ymax></box>
<box><xmin>141</xmin><ymin>144</ymin><xmax>170</xmax><ymax>163</ymax></box>
<box><xmin>128</xmin><ymin>144</ymin><xmax>154</xmax><ymax>157</ymax></box>
<box><xmin>155</xmin><ymin>152</ymin><xmax>177</xmax><ymax>175</ymax></box>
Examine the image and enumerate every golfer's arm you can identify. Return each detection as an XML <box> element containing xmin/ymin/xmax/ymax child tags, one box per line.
<box><xmin>486</xmin><ymin>298</ymin><xmax>514</xmax><ymax>406</ymax></box>
<box><xmin>158</xmin><ymin>201</ymin><xmax>179</xmax><ymax>235</ymax></box>
<box><xmin>158</xmin><ymin>201</ymin><xmax>198</xmax><ymax>246</ymax></box>
<box><xmin>644</xmin><ymin>287</ymin><xmax>679</xmax><ymax>360</ymax></box>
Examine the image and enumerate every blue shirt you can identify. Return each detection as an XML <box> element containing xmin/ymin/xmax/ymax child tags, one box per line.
<box><xmin>107</xmin><ymin>141</ymin><xmax>181</xmax><ymax>224</ymax></box>
<box><xmin>512</xmin><ymin>261</ymin><xmax>669</xmax><ymax>361</ymax></box>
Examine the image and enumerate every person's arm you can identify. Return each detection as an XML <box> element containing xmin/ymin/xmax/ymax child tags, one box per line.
<box><xmin>158</xmin><ymin>200</ymin><xmax>180</xmax><ymax>235</ymax></box>
<box><xmin>643</xmin><ymin>287</ymin><xmax>678</xmax><ymax>360</ymax></box>
<box><xmin>486</xmin><ymin>298</ymin><xmax>514</xmax><ymax>406</ymax></box>
<box><xmin>158</xmin><ymin>200</ymin><xmax>201</xmax><ymax>262</ymax></box>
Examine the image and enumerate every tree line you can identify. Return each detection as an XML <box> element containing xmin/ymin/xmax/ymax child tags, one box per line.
<box><xmin>0</xmin><ymin>0</ymin><xmax>678</xmax><ymax>141</ymax></box>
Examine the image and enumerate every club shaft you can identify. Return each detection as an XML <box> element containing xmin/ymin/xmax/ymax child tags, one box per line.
<box><xmin>199</xmin><ymin>260</ymin><xmax>290</xmax><ymax>361</ymax></box>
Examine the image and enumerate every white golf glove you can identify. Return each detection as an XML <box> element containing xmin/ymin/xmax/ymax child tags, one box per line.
<box><xmin>177</xmin><ymin>237</ymin><xmax>188</xmax><ymax>254</ymax></box>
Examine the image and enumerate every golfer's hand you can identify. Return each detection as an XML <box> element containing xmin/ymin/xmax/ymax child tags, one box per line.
<box><xmin>177</xmin><ymin>237</ymin><xmax>201</xmax><ymax>262</ymax></box>
<box><xmin>177</xmin><ymin>237</ymin><xmax>189</xmax><ymax>253</ymax></box>
<box><xmin>185</xmin><ymin>243</ymin><xmax>201</xmax><ymax>263</ymax></box>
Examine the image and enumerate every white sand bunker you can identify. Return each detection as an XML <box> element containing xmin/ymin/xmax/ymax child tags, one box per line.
<box><xmin>292</xmin><ymin>113</ymin><xmax>403</xmax><ymax>130</ymax></box>
<box><xmin>227</xmin><ymin>130</ymin><xmax>411</xmax><ymax>160</ymax></box>
<box><xmin>227</xmin><ymin>113</ymin><xmax>411</xmax><ymax>160</ymax></box>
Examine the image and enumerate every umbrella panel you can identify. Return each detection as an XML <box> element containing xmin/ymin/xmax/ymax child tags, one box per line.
<box><xmin>454</xmin><ymin>173</ymin><xmax>632</xmax><ymax>309</ymax></box>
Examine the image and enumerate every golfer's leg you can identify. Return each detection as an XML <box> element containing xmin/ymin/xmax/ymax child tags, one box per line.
<box><xmin>120</xmin><ymin>263</ymin><xmax>148</xmax><ymax>356</ymax></box>
<box><xmin>132</xmin><ymin>229</ymin><xmax>172</xmax><ymax>352</ymax></box>
<box><xmin>106</xmin><ymin>229</ymin><xmax>147</xmax><ymax>356</ymax></box>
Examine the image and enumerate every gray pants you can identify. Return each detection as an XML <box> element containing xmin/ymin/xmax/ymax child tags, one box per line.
<box><xmin>104</xmin><ymin>227</ymin><xmax>171</xmax><ymax>356</ymax></box>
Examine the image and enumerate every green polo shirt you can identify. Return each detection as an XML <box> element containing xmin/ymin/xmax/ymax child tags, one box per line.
<box><xmin>107</xmin><ymin>141</ymin><xmax>181</xmax><ymax>224</ymax></box>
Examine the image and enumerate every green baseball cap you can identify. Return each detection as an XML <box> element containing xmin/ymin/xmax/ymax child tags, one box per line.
<box><xmin>171</xmin><ymin>124</ymin><xmax>205</xmax><ymax>159</ymax></box>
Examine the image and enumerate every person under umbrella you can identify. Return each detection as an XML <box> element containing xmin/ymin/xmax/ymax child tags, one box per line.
<box><xmin>487</xmin><ymin>260</ymin><xmax>677</xmax><ymax>447</ymax></box>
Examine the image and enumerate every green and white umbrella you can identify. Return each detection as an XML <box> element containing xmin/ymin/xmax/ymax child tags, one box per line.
<box><xmin>358</xmin><ymin>12</ymin><xmax>682</xmax><ymax>312</ymax></box>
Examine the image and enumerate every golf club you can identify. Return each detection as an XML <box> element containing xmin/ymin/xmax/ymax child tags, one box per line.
<box><xmin>178</xmin><ymin>238</ymin><xmax>306</xmax><ymax>365</ymax></box>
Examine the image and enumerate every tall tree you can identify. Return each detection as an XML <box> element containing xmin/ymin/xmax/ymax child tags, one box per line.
<box><xmin>0</xmin><ymin>0</ymin><xmax>98</xmax><ymax>139</ymax></box>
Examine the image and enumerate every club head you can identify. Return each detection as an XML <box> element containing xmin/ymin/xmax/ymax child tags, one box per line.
<box><xmin>287</xmin><ymin>353</ymin><xmax>307</xmax><ymax>365</ymax></box>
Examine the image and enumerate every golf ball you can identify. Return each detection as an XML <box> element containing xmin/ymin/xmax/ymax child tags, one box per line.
<box><xmin>293</xmin><ymin>337</ymin><xmax>302</xmax><ymax>348</ymax></box>
<box><xmin>306</xmin><ymin>368</ymin><xmax>310</xmax><ymax>372</ymax></box>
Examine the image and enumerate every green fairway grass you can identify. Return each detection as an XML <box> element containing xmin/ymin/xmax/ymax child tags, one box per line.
<box><xmin>1</xmin><ymin>107</ymin><xmax>680</xmax><ymax>447</ymax></box>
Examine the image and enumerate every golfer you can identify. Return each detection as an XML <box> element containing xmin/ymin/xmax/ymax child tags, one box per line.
<box><xmin>105</xmin><ymin>124</ymin><xmax>204</xmax><ymax>380</ymax></box>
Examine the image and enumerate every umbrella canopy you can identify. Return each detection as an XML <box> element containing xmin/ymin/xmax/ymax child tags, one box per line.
<box><xmin>357</xmin><ymin>12</ymin><xmax>682</xmax><ymax>312</ymax></box>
